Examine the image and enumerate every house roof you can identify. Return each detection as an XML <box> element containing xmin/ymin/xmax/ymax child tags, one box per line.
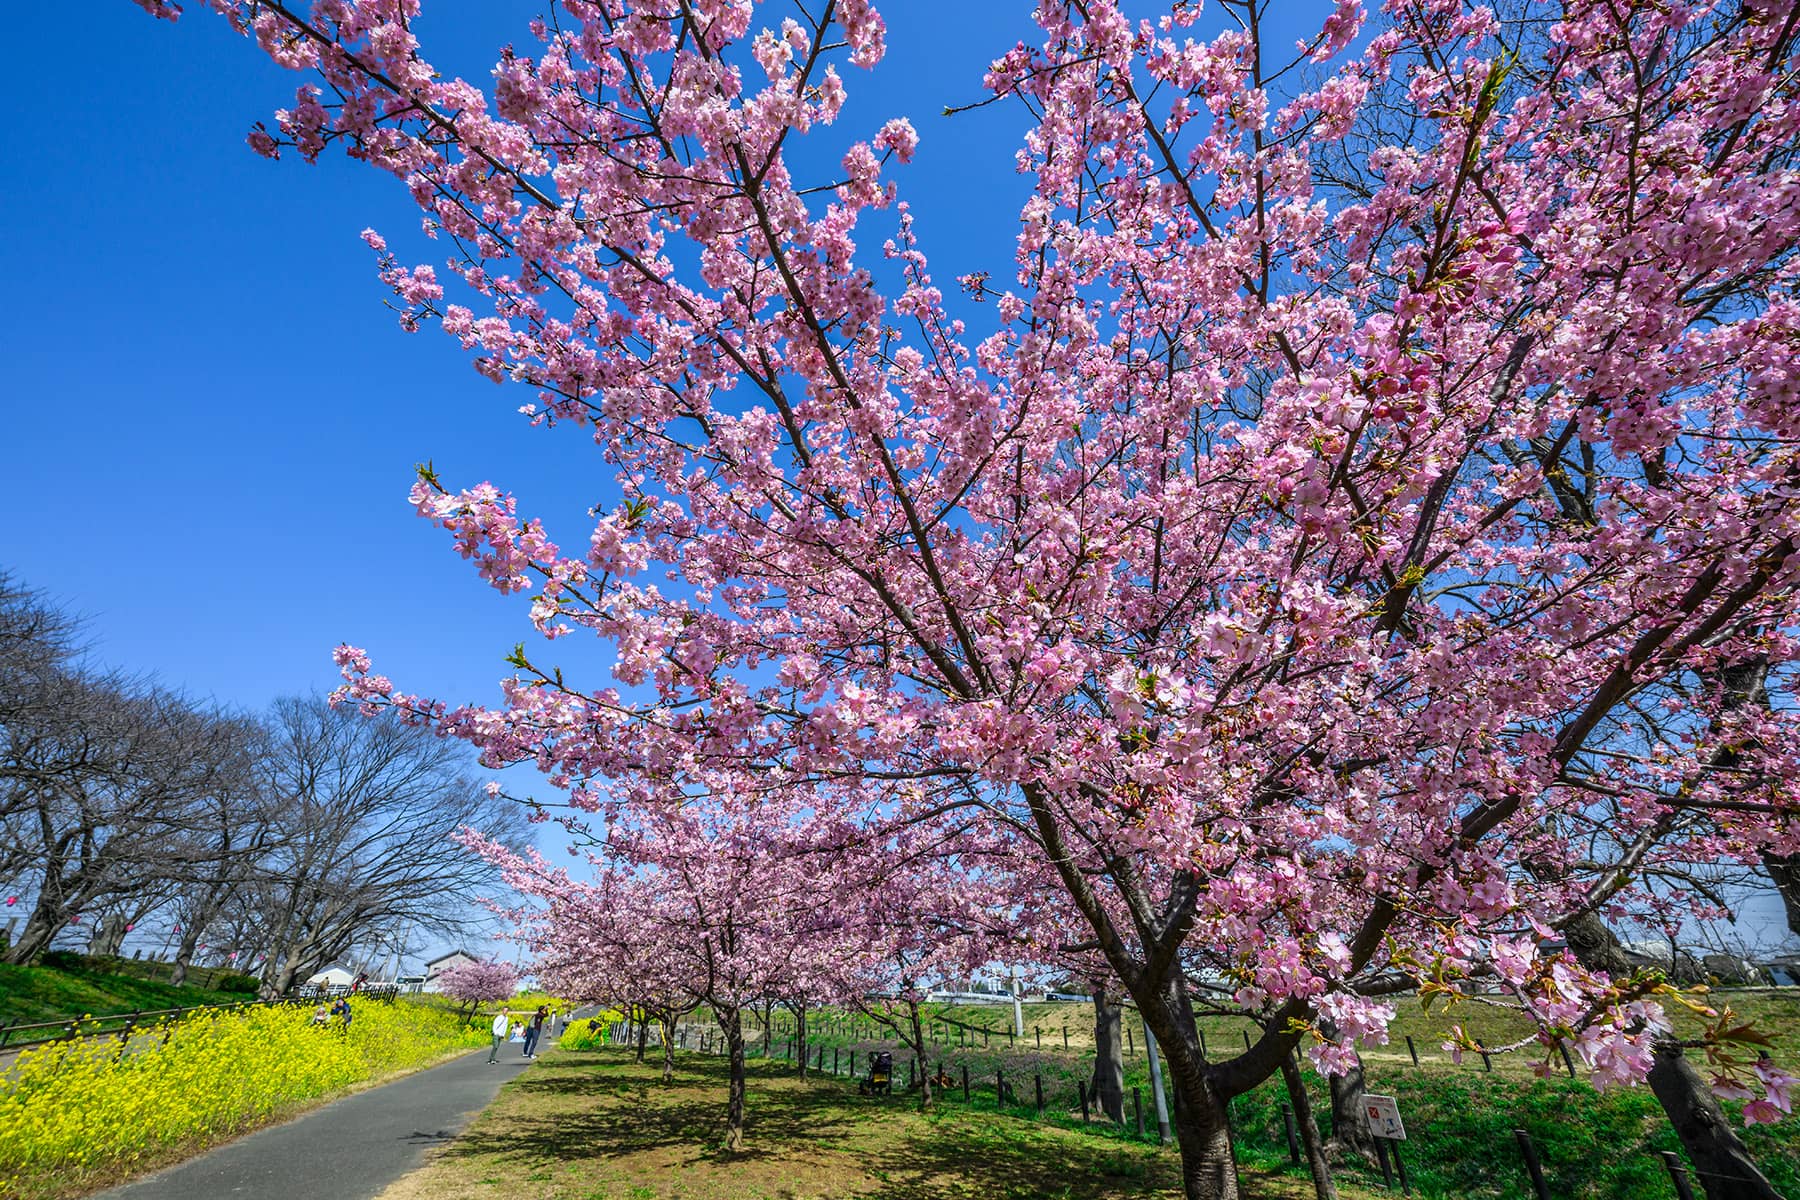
<box><xmin>424</xmin><ymin>949</ymin><xmax>477</xmax><ymax>968</ymax></box>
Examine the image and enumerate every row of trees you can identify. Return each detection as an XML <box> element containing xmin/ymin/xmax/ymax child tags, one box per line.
<box><xmin>0</xmin><ymin>573</ymin><xmax>526</xmax><ymax>994</ymax></box>
<box><xmin>142</xmin><ymin>0</ymin><xmax>1800</xmax><ymax>1197</ymax></box>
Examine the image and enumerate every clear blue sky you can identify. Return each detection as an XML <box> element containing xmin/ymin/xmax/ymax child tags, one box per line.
<box><xmin>4</xmin><ymin>0</ymin><xmax>1064</xmax><ymax>717</ymax></box>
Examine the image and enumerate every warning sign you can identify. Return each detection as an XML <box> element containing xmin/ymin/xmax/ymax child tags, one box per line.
<box><xmin>1363</xmin><ymin>1094</ymin><xmax>1406</xmax><ymax>1140</ymax></box>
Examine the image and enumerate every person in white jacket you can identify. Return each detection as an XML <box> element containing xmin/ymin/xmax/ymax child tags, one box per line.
<box><xmin>487</xmin><ymin>1011</ymin><xmax>510</xmax><ymax>1064</ymax></box>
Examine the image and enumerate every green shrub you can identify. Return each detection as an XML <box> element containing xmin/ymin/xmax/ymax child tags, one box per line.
<box><xmin>214</xmin><ymin>974</ymin><xmax>260</xmax><ymax>996</ymax></box>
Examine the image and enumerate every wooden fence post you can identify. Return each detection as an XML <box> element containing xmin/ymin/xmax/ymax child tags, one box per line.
<box><xmin>1660</xmin><ymin>1152</ymin><xmax>1697</xmax><ymax>1200</ymax></box>
<box><xmin>1514</xmin><ymin>1129</ymin><xmax>1550</xmax><ymax>1200</ymax></box>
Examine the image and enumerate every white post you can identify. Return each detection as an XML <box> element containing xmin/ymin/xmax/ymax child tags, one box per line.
<box><xmin>1011</xmin><ymin>966</ymin><xmax>1025</xmax><ymax>1037</ymax></box>
<box><xmin>1143</xmin><ymin>1016</ymin><xmax>1171</xmax><ymax>1145</ymax></box>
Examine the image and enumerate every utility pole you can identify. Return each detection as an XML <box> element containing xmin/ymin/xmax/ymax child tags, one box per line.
<box><xmin>382</xmin><ymin>921</ymin><xmax>412</xmax><ymax>983</ymax></box>
<box><xmin>1142</xmin><ymin>1016</ymin><xmax>1171</xmax><ymax>1145</ymax></box>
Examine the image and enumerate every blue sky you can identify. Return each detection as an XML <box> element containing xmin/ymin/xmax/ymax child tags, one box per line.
<box><xmin>5</xmin><ymin>1</ymin><xmax>1055</xmax><ymax>717</ymax></box>
<box><xmin>0</xmin><ymin>0</ymin><xmax>1082</xmax><ymax>968</ymax></box>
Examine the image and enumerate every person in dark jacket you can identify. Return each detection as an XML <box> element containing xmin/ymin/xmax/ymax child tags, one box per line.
<box><xmin>522</xmin><ymin>1005</ymin><xmax>547</xmax><ymax>1058</ymax></box>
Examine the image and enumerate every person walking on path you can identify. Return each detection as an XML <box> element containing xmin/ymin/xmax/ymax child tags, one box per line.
<box><xmin>486</xmin><ymin>1011</ymin><xmax>509</xmax><ymax>1064</ymax></box>
<box><xmin>521</xmin><ymin>1005</ymin><xmax>547</xmax><ymax>1059</ymax></box>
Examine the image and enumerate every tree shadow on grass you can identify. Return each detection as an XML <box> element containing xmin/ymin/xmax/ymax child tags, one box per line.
<box><xmin>449</xmin><ymin>1050</ymin><xmax>1315</xmax><ymax>1199</ymax></box>
<box><xmin>853</xmin><ymin>1108</ymin><xmax>1182</xmax><ymax>1200</ymax></box>
<box><xmin>441</xmin><ymin>1052</ymin><xmax>865</xmax><ymax>1172</ymax></box>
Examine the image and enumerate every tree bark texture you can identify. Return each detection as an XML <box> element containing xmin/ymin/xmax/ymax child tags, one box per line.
<box><xmin>1648</xmin><ymin>1042</ymin><xmax>1787</xmax><ymax>1200</ymax></box>
<box><xmin>720</xmin><ymin>1006</ymin><xmax>747</xmax><ymax>1152</ymax></box>
<box><xmin>1090</xmin><ymin>985</ymin><xmax>1127</xmax><ymax>1123</ymax></box>
<box><xmin>1564</xmin><ymin>912</ymin><xmax>1784</xmax><ymax>1200</ymax></box>
<box><xmin>1320</xmin><ymin>1029</ymin><xmax>1376</xmax><ymax>1167</ymax></box>
<box><xmin>1133</xmin><ymin>974</ymin><xmax>1244</xmax><ymax>1200</ymax></box>
<box><xmin>908</xmin><ymin>1002</ymin><xmax>934</xmax><ymax>1107</ymax></box>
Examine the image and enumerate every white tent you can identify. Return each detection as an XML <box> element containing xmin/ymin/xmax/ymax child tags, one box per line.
<box><xmin>305</xmin><ymin>966</ymin><xmax>356</xmax><ymax>988</ymax></box>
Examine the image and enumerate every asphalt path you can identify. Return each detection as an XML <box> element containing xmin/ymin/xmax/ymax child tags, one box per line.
<box><xmin>95</xmin><ymin>1043</ymin><xmax>540</xmax><ymax>1200</ymax></box>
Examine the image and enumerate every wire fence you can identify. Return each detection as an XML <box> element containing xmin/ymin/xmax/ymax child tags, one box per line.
<box><xmin>589</xmin><ymin>1012</ymin><xmax>1791</xmax><ymax>1200</ymax></box>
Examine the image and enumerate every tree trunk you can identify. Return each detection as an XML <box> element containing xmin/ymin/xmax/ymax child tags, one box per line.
<box><xmin>5</xmin><ymin>910</ymin><xmax>55</xmax><ymax>964</ymax></box>
<box><xmin>635</xmin><ymin>1007</ymin><xmax>649</xmax><ymax>1063</ymax></box>
<box><xmin>170</xmin><ymin>922</ymin><xmax>205</xmax><ymax>987</ymax></box>
<box><xmin>1762</xmin><ymin>853</ymin><xmax>1800</xmax><ymax>940</ymax></box>
<box><xmin>793</xmin><ymin>1002</ymin><xmax>808</xmax><ymax>1077</ymax></box>
<box><xmin>88</xmin><ymin>913</ymin><xmax>128</xmax><ymax>957</ymax></box>
<box><xmin>761</xmin><ymin>999</ymin><xmax>774</xmax><ymax>1054</ymax></box>
<box><xmin>263</xmin><ymin>948</ymin><xmax>304</xmax><ymax>1001</ymax></box>
<box><xmin>1280</xmin><ymin>1054</ymin><xmax>1338</xmax><ymax>1200</ymax></box>
<box><xmin>1090</xmin><ymin>985</ymin><xmax>1126</xmax><ymax>1123</ymax></box>
<box><xmin>1322</xmin><ymin>1031</ymin><xmax>1376</xmax><ymax>1167</ymax></box>
<box><xmin>720</xmin><ymin>1005</ymin><xmax>747</xmax><ymax>1152</ymax></box>
<box><xmin>909</xmin><ymin>1001</ymin><xmax>933</xmax><ymax>1107</ymax></box>
<box><xmin>5</xmin><ymin>903</ymin><xmax>57</xmax><ymax>964</ymax></box>
<box><xmin>1135</xmin><ymin>974</ymin><xmax>1245</xmax><ymax>1200</ymax></box>
<box><xmin>1168</xmin><ymin>1080</ymin><xmax>1241</xmax><ymax>1200</ymax></box>
<box><xmin>1648</xmin><ymin>1041</ymin><xmax>1786</xmax><ymax>1200</ymax></box>
<box><xmin>660</xmin><ymin>1012</ymin><xmax>677</xmax><ymax>1084</ymax></box>
<box><xmin>1564</xmin><ymin>911</ymin><xmax>1782</xmax><ymax>1200</ymax></box>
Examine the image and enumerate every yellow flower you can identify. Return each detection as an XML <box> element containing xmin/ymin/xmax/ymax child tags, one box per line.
<box><xmin>0</xmin><ymin>997</ymin><xmax>487</xmax><ymax>1189</ymax></box>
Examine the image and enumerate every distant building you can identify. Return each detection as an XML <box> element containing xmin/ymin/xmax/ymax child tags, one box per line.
<box><xmin>305</xmin><ymin>966</ymin><xmax>356</xmax><ymax>989</ymax></box>
<box><xmin>1758</xmin><ymin>954</ymin><xmax>1800</xmax><ymax>987</ymax></box>
<box><xmin>421</xmin><ymin>949</ymin><xmax>480</xmax><ymax>992</ymax></box>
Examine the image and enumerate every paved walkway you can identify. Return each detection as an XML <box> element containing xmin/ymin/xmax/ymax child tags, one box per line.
<box><xmin>97</xmin><ymin>1045</ymin><xmax>539</xmax><ymax>1200</ymax></box>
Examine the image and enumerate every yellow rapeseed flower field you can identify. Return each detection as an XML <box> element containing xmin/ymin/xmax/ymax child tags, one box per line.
<box><xmin>0</xmin><ymin>998</ymin><xmax>486</xmax><ymax>1199</ymax></box>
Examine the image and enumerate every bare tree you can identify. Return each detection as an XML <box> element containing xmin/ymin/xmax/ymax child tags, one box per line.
<box><xmin>252</xmin><ymin>696</ymin><xmax>526</xmax><ymax>998</ymax></box>
<box><xmin>0</xmin><ymin>678</ymin><xmax>254</xmax><ymax>965</ymax></box>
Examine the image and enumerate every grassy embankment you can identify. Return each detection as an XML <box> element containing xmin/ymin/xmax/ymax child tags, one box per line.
<box><xmin>374</xmin><ymin>1043</ymin><xmax>1388</xmax><ymax>1200</ymax></box>
<box><xmin>649</xmin><ymin>990</ymin><xmax>1800</xmax><ymax>1198</ymax></box>
<box><xmin>0</xmin><ymin>960</ymin><xmax>243</xmax><ymax>1027</ymax></box>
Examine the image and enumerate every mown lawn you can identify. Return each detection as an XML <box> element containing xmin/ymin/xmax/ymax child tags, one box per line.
<box><xmin>372</xmin><ymin>1045</ymin><xmax>1383</xmax><ymax>1200</ymax></box>
<box><xmin>0</xmin><ymin>961</ymin><xmax>241</xmax><ymax>1027</ymax></box>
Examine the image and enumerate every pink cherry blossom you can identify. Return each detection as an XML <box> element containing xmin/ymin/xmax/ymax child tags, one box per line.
<box><xmin>143</xmin><ymin>0</ymin><xmax>1800</xmax><ymax>1192</ymax></box>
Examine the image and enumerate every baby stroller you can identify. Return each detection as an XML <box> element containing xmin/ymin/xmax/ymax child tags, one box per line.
<box><xmin>857</xmin><ymin>1051</ymin><xmax>893</xmax><ymax>1096</ymax></box>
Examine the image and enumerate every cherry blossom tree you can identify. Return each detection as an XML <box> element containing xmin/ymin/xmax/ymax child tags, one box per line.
<box><xmin>140</xmin><ymin>0</ymin><xmax>1800</xmax><ymax>1196</ymax></box>
<box><xmin>472</xmin><ymin>785</ymin><xmax>882</xmax><ymax>1149</ymax></box>
<box><xmin>834</xmin><ymin>853</ymin><xmax>1012</xmax><ymax>1108</ymax></box>
<box><xmin>436</xmin><ymin>956</ymin><xmax>518</xmax><ymax>1018</ymax></box>
<box><xmin>505</xmin><ymin>858</ymin><xmax>700</xmax><ymax>1080</ymax></box>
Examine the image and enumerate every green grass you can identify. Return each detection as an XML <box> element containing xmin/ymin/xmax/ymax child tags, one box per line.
<box><xmin>710</xmin><ymin>991</ymin><xmax>1800</xmax><ymax>1199</ymax></box>
<box><xmin>373</xmin><ymin>1045</ymin><xmax>1377</xmax><ymax>1200</ymax></box>
<box><xmin>0</xmin><ymin>960</ymin><xmax>242</xmax><ymax>1028</ymax></box>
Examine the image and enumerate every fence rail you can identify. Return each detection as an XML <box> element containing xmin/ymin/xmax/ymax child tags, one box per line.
<box><xmin>0</xmin><ymin>985</ymin><xmax>405</xmax><ymax>1054</ymax></box>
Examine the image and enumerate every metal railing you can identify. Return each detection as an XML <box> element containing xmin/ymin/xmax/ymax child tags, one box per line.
<box><xmin>0</xmin><ymin>985</ymin><xmax>405</xmax><ymax>1054</ymax></box>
